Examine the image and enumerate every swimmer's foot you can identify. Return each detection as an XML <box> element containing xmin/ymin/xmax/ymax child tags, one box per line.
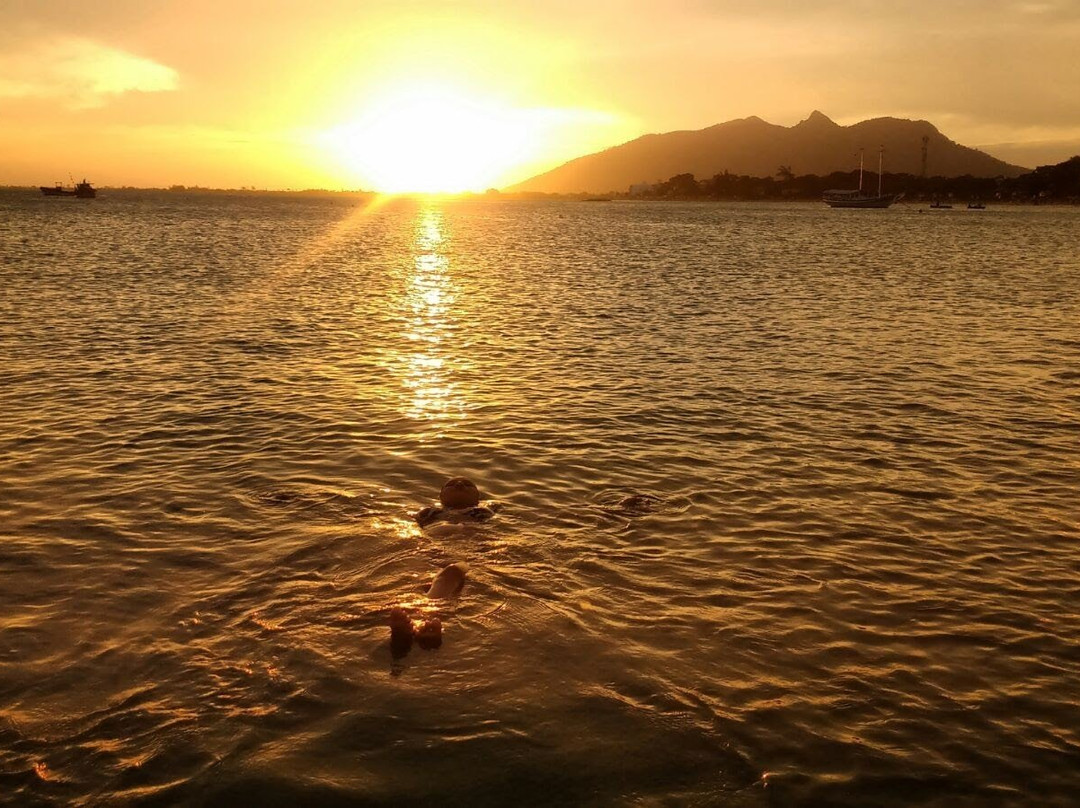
<box><xmin>387</xmin><ymin>606</ymin><xmax>448</xmax><ymax>654</ymax></box>
<box><xmin>415</xmin><ymin>618</ymin><xmax>443</xmax><ymax>650</ymax></box>
<box><xmin>388</xmin><ymin>607</ymin><xmax>414</xmax><ymax>658</ymax></box>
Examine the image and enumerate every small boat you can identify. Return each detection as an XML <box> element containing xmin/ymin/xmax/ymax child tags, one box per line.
<box><xmin>824</xmin><ymin>147</ymin><xmax>902</xmax><ymax>208</ymax></box>
<box><xmin>929</xmin><ymin>200</ymin><xmax>953</xmax><ymax>210</ymax></box>
<box><xmin>823</xmin><ymin>189</ymin><xmax>902</xmax><ymax>208</ymax></box>
<box><xmin>967</xmin><ymin>201</ymin><xmax>986</xmax><ymax>210</ymax></box>
<box><xmin>39</xmin><ymin>179</ymin><xmax>96</xmax><ymax>198</ymax></box>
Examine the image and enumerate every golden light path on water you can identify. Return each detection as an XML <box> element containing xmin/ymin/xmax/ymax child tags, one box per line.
<box><xmin>224</xmin><ymin>194</ymin><xmax>470</xmax><ymax>437</ymax></box>
<box><xmin>395</xmin><ymin>205</ymin><xmax>467</xmax><ymax>426</ymax></box>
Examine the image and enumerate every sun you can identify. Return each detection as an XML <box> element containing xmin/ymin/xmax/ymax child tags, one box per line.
<box><xmin>319</xmin><ymin>83</ymin><xmax>543</xmax><ymax>193</ymax></box>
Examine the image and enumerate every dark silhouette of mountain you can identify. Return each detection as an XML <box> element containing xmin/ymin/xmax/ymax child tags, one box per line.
<box><xmin>510</xmin><ymin>111</ymin><xmax>1028</xmax><ymax>194</ymax></box>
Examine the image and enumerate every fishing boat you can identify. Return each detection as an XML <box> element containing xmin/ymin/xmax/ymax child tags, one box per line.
<box><xmin>39</xmin><ymin>179</ymin><xmax>96</xmax><ymax>198</ymax></box>
<box><xmin>823</xmin><ymin>147</ymin><xmax>902</xmax><ymax>208</ymax></box>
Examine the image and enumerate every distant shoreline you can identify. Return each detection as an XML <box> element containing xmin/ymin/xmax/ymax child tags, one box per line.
<box><xmin>4</xmin><ymin>183</ymin><xmax>1077</xmax><ymax>206</ymax></box>
<box><xmin>0</xmin><ymin>185</ymin><xmax>375</xmax><ymax>199</ymax></box>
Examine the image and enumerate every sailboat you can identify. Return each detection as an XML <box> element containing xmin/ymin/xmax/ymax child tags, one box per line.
<box><xmin>823</xmin><ymin>147</ymin><xmax>903</xmax><ymax>208</ymax></box>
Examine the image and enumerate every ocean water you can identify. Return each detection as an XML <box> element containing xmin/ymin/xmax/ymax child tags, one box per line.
<box><xmin>1</xmin><ymin>191</ymin><xmax>1078</xmax><ymax>807</ymax></box>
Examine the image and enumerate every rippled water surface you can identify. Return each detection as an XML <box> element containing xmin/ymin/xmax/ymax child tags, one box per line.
<box><xmin>2</xmin><ymin>191</ymin><xmax>1079</xmax><ymax>806</ymax></box>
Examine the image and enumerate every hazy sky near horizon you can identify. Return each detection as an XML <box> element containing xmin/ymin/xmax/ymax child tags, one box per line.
<box><xmin>2</xmin><ymin>0</ymin><xmax>1078</xmax><ymax>190</ymax></box>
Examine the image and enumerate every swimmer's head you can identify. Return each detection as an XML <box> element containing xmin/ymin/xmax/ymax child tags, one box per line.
<box><xmin>440</xmin><ymin>477</ymin><xmax>480</xmax><ymax>509</ymax></box>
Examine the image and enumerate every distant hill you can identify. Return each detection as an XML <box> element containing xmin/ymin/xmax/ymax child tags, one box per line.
<box><xmin>510</xmin><ymin>111</ymin><xmax>1028</xmax><ymax>194</ymax></box>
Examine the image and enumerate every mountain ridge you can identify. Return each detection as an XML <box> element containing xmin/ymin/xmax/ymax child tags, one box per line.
<box><xmin>510</xmin><ymin>112</ymin><xmax>1026</xmax><ymax>194</ymax></box>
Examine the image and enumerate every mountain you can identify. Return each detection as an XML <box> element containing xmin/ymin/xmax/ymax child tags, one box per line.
<box><xmin>510</xmin><ymin>111</ymin><xmax>1028</xmax><ymax>194</ymax></box>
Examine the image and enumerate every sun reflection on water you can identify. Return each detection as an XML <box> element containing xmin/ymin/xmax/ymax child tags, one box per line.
<box><xmin>396</xmin><ymin>205</ymin><xmax>467</xmax><ymax>425</ymax></box>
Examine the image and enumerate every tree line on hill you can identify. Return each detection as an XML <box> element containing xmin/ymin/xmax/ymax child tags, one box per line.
<box><xmin>628</xmin><ymin>156</ymin><xmax>1080</xmax><ymax>203</ymax></box>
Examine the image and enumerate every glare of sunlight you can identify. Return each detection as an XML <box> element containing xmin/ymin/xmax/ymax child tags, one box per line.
<box><xmin>319</xmin><ymin>82</ymin><xmax>568</xmax><ymax>193</ymax></box>
<box><xmin>395</xmin><ymin>205</ymin><xmax>467</xmax><ymax>422</ymax></box>
<box><xmin>369</xmin><ymin>515</ymin><xmax>423</xmax><ymax>543</ymax></box>
<box><xmin>222</xmin><ymin>193</ymin><xmax>393</xmax><ymax>318</ymax></box>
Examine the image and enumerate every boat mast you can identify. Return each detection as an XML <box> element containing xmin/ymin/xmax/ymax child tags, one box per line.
<box><xmin>858</xmin><ymin>149</ymin><xmax>864</xmax><ymax>193</ymax></box>
<box><xmin>878</xmin><ymin>146</ymin><xmax>884</xmax><ymax>197</ymax></box>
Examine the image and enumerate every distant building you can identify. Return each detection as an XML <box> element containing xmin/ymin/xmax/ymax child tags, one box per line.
<box><xmin>629</xmin><ymin>182</ymin><xmax>654</xmax><ymax>196</ymax></box>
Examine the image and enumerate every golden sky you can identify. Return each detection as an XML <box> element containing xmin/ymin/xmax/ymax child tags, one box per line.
<box><xmin>2</xmin><ymin>0</ymin><xmax>1078</xmax><ymax>191</ymax></box>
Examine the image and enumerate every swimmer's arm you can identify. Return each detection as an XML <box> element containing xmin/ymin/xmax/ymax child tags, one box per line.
<box><xmin>415</xmin><ymin>506</ymin><xmax>443</xmax><ymax>527</ymax></box>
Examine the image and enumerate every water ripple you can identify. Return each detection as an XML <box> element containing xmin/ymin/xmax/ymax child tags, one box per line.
<box><xmin>1</xmin><ymin>192</ymin><xmax>1078</xmax><ymax>806</ymax></box>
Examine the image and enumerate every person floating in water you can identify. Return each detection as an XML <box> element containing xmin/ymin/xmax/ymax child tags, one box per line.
<box><xmin>391</xmin><ymin>478</ymin><xmax>492</xmax><ymax>658</ymax></box>
<box><xmin>414</xmin><ymin>477</ymin><xmax>498</xmax><ymax>528</ymax></box>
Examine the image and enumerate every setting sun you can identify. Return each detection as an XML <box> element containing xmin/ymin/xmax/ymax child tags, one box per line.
<box><xmin>319</xmin><ymin>83</ymin><xmax>546</xmax><ymax>193</ymax></box>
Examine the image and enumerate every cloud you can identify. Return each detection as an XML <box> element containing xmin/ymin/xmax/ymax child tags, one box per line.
<box><xmin>0</xmin><ymin>37</ymin><xmax>177</xmax><ymax>108</ymax></box>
